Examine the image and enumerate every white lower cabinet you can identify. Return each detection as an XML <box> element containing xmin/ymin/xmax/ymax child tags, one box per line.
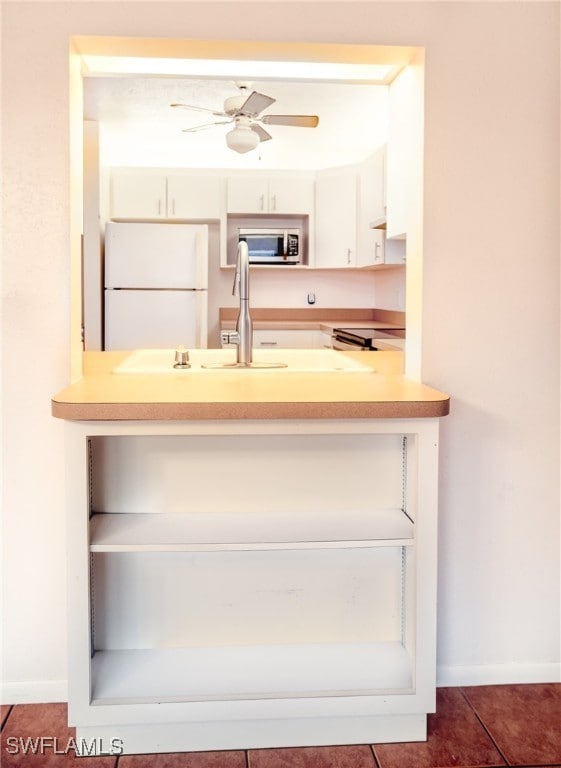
<box><xmin>253</xmin><ymin>329</ymin><xmax>319</xmax><ymax>349</ymax></box>
<box><xmin>65</xmin><ymin>419</ymin><xmax>440</xmax><ymax>755</ymax></box>
<box><xmin>318</xmin><ymin>330</ymin><xmax>333</xmax><ymax>348</ymax></box>
<box><xmin>222</xmin><ymin>329</ymin><xmax>325</xmax><ymax>349</ymax></box>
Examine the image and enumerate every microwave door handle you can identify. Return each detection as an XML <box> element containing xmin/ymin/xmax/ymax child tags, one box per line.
<box><xmin>283</xmin><ymin>231</ymin><xmax>288</xmax><ymax>256</ymax></box>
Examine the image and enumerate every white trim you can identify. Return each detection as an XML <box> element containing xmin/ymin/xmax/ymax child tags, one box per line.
<box><xmin>437</xmin><ymin>662</ymin><xmax>561</xmax><ymax>687</ymax></box>
<box><xmin>0</xmin><ymin>680</ymin><xmax>68</xmax><ymax>705</ymax></box>
<box><xmin>76</xmin><ymin>715</ymin><xmax>426</xmax><ymax>755</ymax></box>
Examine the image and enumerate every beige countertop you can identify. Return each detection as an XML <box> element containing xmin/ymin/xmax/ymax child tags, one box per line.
<box><xmin>221</xmin><ymin>319</ymin><xmax>405</xmax><ymax>332</ymax></box>
<box><xmin>219</xmin><ymin>307</ymin><xmax>406</xmax><ymax>334</ymax></box>
<box><xmin>52</xmin><ymin>351</ymin><xmax>449</xmax><ymax>422</ymax></box>
<box><xmin>219</xmin><ymin>308</ymin><xmax>406</xmax><ymax>350</ymax></box>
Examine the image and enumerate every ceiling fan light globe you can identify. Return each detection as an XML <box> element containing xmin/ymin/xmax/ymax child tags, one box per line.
<box><xmin>226</xmin><ymin>126</ymin><xmax>260</xmax><ymax>154</ymax></box>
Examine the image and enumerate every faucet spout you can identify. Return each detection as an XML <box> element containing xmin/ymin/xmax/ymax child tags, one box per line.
<box><xmin>232</xmin><ymin>241</ymin><xmax>253</xmax><ymax>365</ymax></box>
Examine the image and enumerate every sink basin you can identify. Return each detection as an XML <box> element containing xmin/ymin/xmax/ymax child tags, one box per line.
<box><xmin>112</xmin><ymin>348</ymin><xmax>374</xmax><ymax>374</ymax></box>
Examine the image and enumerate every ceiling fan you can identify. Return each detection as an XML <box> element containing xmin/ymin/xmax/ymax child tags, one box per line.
<box><xmin>171</xmin><ymin>83</ymin><xmax>319</xmax><ymax>154</ymax></box>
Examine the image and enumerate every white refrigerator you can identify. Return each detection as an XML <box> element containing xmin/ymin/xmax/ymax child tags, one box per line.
<box><xmin>104</xmin><ymin>222</ymin><xmax>208</xmax><ymax>350</ymax></box>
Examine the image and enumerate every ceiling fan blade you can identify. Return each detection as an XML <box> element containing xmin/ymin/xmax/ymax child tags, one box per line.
<box><xmin>239</xmin><ymin>91</ymin><xmax>276</xmax><ymax>117</ymax></box>
<box><xmin>251</xmin><ymin>124</ymin><xmax>273</xmax><ymax>142</ymax></box>
<box><xmin>261</xmin><ymin>114</ymin><xmax>319</xmax><ymax>128</ymax></box>
<box><xmin>171</xmin><ymin>102</ymin><xmax>226</xmax><ymax>117</ymax></box>
<box><xmin>182</xmin><ymin>120</ymin><xmax>232</xmax><ymax>133</ymax></box>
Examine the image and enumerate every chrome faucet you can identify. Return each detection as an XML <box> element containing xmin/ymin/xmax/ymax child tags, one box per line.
<box><xmin>231</xmin><ymin>240</ymin><xmax>253</xmax><ymax>365</ymax></box>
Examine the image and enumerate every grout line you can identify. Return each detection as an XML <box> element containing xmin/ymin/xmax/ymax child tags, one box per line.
<box><xmin>370</xmin><ymin>743</ymin><xmax>382</xmax><ymax>767</ymax></box>
<box><xmin>459</xmin><ymin>688</ymin><xmax>511</xmax><ymax>766</ymax></box>
<box><xmin>0</xmin><ymin>704</ymin><xmax>14</xmax><ymax>732</ymax></box>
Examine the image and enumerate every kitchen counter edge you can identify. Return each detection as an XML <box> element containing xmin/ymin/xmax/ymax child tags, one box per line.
<box><xmin>51</xmin><ymin>352</ymin><xmax>450</xmax><ymax>422</ymax></box>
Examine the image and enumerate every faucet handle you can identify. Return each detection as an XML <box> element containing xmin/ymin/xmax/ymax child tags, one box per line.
<box><xmin>173</xmin><ymin>346</ymin><xmax>191</xmax><ymax>369</ymax></box>
<box><xmin>220</xmin><ymin>330</ymin><xmax>239</xmax><ymax>346</ymax></box>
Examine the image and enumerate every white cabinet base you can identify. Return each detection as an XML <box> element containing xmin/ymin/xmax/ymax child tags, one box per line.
<box><xmin>76</xmin><ymin>714</ymin><xmax>426</xmax><ymax>756</ymax></box>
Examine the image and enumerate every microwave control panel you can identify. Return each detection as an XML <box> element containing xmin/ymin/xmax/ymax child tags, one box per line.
<box><xmin>286</xmin><ymin>234</ymin><xmax>299</xmax><ymax>256</ymax></box>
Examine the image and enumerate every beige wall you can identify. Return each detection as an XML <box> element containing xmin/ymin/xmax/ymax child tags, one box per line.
<box><xmin>1</xmin><ymin>2</ymin><xmax>559</xmax><ymax>701</ymax></box>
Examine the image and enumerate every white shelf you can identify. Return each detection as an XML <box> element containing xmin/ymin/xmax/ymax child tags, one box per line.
<box><xmin>89</xmin><ymin>509</ymin><xmax>414</xmax><ymax>552</ymax></box>
<box><xmin>91</xmin><ymin>642</ymin><xmax>413</xmax><ymax>705</ymax></box>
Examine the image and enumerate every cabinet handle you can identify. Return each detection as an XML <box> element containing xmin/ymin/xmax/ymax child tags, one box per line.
<box><xmin>375</xmin><ymin>242</ymin><xmax>382</xmax><ymax>262</ymax></box>
<box><xmin>259</xmin><ymin>341</ymin><xmax>278</xmax><ymax>346</ymax></box>
<box><xmin>158</xmin><ymin>199</ymin><xmax>162</xmax><ymax>216</ymax></box>
<box><xmin>260</xmin><ymin>194</ymin><xmax>265</xmax><ymax>211</ymax></box>
<box><xmin>171</xmin><ymin>199</ymin><xmax>176</xmax><ymax>216</ymax></box>
<box><xmin>347</xmin><ymin>248</ymin><xmax>352</xmax><ymax>264</ymax></box>
<box><xmin>271</xmin><ymin>194</ymin><xmax>277</xmax><ymax>211</ymax></box>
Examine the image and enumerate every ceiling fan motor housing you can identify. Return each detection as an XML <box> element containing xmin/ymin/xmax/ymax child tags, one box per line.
<box><xmin>224</xmin><ymin>94</ymin><xmax>248</xmax><ymax>116</ymax></box>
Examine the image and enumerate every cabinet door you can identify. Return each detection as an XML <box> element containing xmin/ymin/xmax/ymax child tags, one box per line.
<box><xmin>317</xmin><ymin>330</ymin><xmax>333</xmax><ymax>349</ymax></box>
<box><xmin>168</xmin><ymin>176</ymin><xmax>223</xmax><ymax>219</ymax></box>
<box><xmin>227</xmin><ymin>177</ymin><xmax>268</xmax><ymax>213</ymax></box>
<box><xmin>357</xmin><ymin>229</ymin><xmax>406</xmax><ymax>268</ymax></box>
<box><xmin>386</xmin><ymin>66</ymin><xmax>422</xmax><ymax>240</ymax></box>
<box><xmin>227</xmin><ymin>176</ymin><xmax>314</xmax><ymax>215</ymax></box>
<box><xmin>253</xmin><ymin>330</ymin><xmax>317</xmax><ymax>349</ymax></box>
<box><xmin>357</xmin><ymin>154</ymin><xmax>385</xmax><ymax>267</ymax></box>
<box><xmin>110</xmin><ymin>174</ymin><xmax>167</xmax><ymax>219</ymax></box>
<box><xmin>363</xmin><ymin>148</ymin><xmax>386</xmax><ymax>227</ymax></box>
<box><xmin>315</xmin><ymin>171</ymin><xmax>357</xmax><ymax>268</ymax></box>
<box><xmin>269</xmin><ymin>177</ymin><xmax>315</xmax><ymax>216</ymax></box>
<box><xmin>357</xmin><ymin>228</ymin><xmax>385</xmax><ymax>268</ymax></box>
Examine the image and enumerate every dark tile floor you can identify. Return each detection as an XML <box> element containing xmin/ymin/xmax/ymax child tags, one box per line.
<box><xmin>1</xmin><ymin>684</ymin><xmax>560</xmax><ymax>767</ymax></box>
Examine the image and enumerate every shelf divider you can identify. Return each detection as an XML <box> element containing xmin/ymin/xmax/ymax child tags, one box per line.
<box><xmin>90</xmin><ymin>509</ymin><xmax>414</xmax><ymax>552</ymax></box>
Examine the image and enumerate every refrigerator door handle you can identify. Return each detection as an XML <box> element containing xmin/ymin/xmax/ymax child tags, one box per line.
<box><xmin>195</xmin><ymin>226</ymin><xmax>209</xmax><ymax>289</ymax></box>
<box><xmin>194</xmin><ymin>292</ymin><xmax>202</xmax><ymax>346</ymax></box>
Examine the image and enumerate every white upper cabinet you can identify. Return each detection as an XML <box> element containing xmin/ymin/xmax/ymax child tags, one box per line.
<box><xmin>227</xmin><ymin>175</ymin><xmax>314</xmax><ymax>215</ymax></box>
<box><xmin>367</xmin><ymin>147</ymin><xmax>387</xmax><ymax>228</ymax></box>
<box><xmin>111</xmin><ymin>174</ymin><xmax>167</xmax><ymax>220</ymax></box>
<box><xmin>356</xmin><ymin>150</ymin><xmax>405</xmax><ymax>268</ymax></box>
<box><xmin>227</xmin><ymin>177</ymin><xmax>267</xmax><ymax>213</ymax></box>
<box><xmin>314</xmin><ymin>169</ymin><xmax>357</xmax><ymax>269</ymax></box>
<box><xmin>167</xmin><ymin>176</ymin><xmax>223</xmax><ymax>219</ymax></box>
<box><xmin>357</xmin><ymin>227</ymin><xmax>405</xmax><ymax>268</ymax></box>
<box><xmin>386</xmin><ymin>65</ymin><xmax>423</xmax><ymax>240</ymax></box>
<box><xmin>110</xmin><ymin>172</ymin><xmax>223</xmax><ymax>220</ymax></box>
<box><xmin>269</xmin><ymin>176</ymin><xmax>314</xmax><ymax>215</ymax></box>
<box><xmin>357</xmin><ymin>226</ymin><xmax>384</xmax><ymax>269</ymax></box>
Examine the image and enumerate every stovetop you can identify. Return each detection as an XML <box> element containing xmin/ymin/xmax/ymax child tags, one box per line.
<box><xmin>333</xmin><ymin>328</ymin><xmax>405</xmax><ymax>349</ymax></box>
<box><xmin>334</xmin><ymin>327</ymin><xmax>406</xmax><ymax>341</ymax></box>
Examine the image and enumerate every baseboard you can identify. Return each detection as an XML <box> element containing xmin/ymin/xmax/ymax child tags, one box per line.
<box><xmin>0</xmin><ymin>680</ymin><xmax>68</xmax><ymax>705</ymax></box>
<box><xmin>437</xmin><ymin>662</ymin><xmax>561</xmax><ymax>687</ymax></box>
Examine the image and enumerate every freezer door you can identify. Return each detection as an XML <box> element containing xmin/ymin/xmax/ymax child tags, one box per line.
<box><xmin>105</xmin><ymin>222</ymin><xmax>208</xmax><ymax>289</ymax></box>
<box><xmin>104</xmin><ymin>290</ymin><xmax>208</xmax><ymax>350</ymax></box>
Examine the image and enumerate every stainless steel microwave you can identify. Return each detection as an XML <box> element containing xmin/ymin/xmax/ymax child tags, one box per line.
<box><xmin>239</xmin><ymin>228</ymin><xmax>301</xmax><ymax>265</ymax></box>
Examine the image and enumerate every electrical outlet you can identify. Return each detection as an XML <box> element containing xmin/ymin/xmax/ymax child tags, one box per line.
<box><xmin>307</xmin><ymin>292</ymin><xmax>316</xmax><ymax>305</ymax></box>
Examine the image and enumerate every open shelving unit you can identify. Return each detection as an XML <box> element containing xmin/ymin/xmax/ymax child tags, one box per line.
<box><xmin>65</xmin><ymin>419</ymin><xmax>440</xmax><ymax>754</ymax></box>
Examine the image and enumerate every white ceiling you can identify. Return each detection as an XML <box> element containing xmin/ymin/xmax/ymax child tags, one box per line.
<box><xmin>84</xmin><ymin>76</ymin><xmax>389</xmax><ymax>170</ymax></box>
